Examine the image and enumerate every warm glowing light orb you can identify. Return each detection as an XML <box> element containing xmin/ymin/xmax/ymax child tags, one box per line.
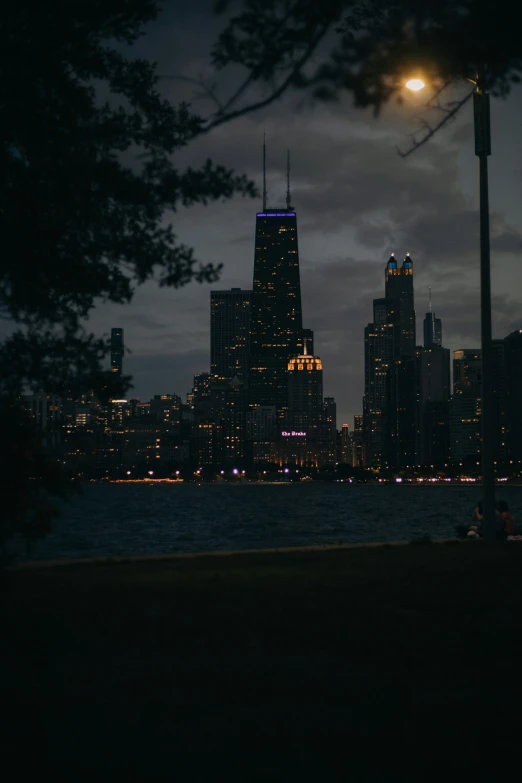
<box><xmin>405</xmin><ymin>78</ymin><xmax>425</xmax><ymax>92</ymax></box>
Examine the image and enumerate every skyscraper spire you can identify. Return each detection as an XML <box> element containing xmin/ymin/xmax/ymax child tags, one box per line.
<box><xmin>429</xmin><ymin>285</ymin><xmax>432</xmax><ymax>312</ymax></box>
<box><xmin>286</xmin><ymin>149</ymin><xmax>292</xmax><ymax>210</ymax></box>
<box><xmin>262</xmin><ymin>131</ymin><xmax>267</xmax><ymax>212</ymax></box>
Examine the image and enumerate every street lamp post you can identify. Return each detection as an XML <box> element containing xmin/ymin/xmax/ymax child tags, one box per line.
<box><xmin>406</xmin><ymin>71</ymin><xmax>496</xmax><ymax>540</ymax></box>
<box><xmin>473</xmin><ymin>70</ymin><xmax>496</xmax><ymax>541</ymax></box>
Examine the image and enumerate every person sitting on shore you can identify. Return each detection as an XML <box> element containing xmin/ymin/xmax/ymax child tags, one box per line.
<box><xmin>467</xmin><ymin>500</ymin><xmax>483</xmax><ymax>538</ymax></box>
<box><xmin>497</xmin><ymin>500</ymin><xmax>515</xmax><ymax>540</ymax></box>
<box><xmin>456</xmin><ymin>501</ymin><xmax>483</xmax><ymax>538</ymax></box>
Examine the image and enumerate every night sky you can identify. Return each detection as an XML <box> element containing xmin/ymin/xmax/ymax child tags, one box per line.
<box><xmin>87</xmin><ymin>1</ymin><xmax>522</xmax><ymax>426</ymax></box>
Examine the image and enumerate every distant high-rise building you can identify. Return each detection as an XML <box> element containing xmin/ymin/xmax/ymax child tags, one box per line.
<box><xmin>492</xmin><ymin>339</ymin><xmax>507</xmax><ymax>462</ymax></box>
<box><xmin>340</xmin><ymin>423</ymin><xmax>352</xmax><ymax>464</ymax></box>
<box><xmin>111</xmin><ymin>328</ymin><xmax>124</xmax><ymax>378</ymax></box>
<box><xmin>504</xmin><ymin>329</ymin><xmax>522</xmax><ymax>461</ymax></box>
<box><xmin>192</xmin><ymin>422</ymin><xmax>222</xmax><ymax>466</ymax></box>
<box><xmin>363</xmin><ymin>255</ymin><xmax>418</xmax><ymax>469</ymax></box>
<box><xmin>191</xmin><ymin>372</ymin><xmax>212</xmax><ymax>421</ymax></box>
<box><xmin>450</xmin><ymin>349</ymin><xmax>482</xmax><ymax>463</ymax></box>
<box><xmin>385</xmin><ymin>254</ymin><xmax>416</xmax><ymax>357</ymax></box>
<box><xmin>392</xmin><ymin>356</ymin><xmax>417</xmax><ymax>468</ymax></box>
<box><xmin>416</xmin><ymin>346</ymin><xmax>450</xmax><ymax>465</ymax></box>
<box><xmin>352</xmin><ymin>414</ymin><xmax>365</xmax><ymax>467</ymax></box>
<box><xmin>211</xmin><ymin>376</ymin><xmax>248</xmax><ymax>464</ymax></box>
<box><xmin>364</xmin><ymin>297</ymin><xmax>400</xmax><ymax>467</ymax></box>
<box><xmin>423</xmin><ymin>287</ymin><xmax>442</xmax><ymax>347</ymax></box>
<box><xmin>249</xmin><ymin>143</ymin><xmax>304</xmax><ymax>418</ymax></box>
<box><xmin>211</xmin><ymin>288</ymin><xmax>252</xmax><ymax>381</ymax></box>
<box><xmin>423</xmin><ymin>313</ymin><xmax>442</xmax><ymax>347</ymax></box>
<box><xmin>323</xmin><ymin>397</ymin><xmax>337</xmax><ymax>442</ymax></box>
<box><xmin>247</xmin><ymin>405</ymin><xmax>278</xmax><ymax>442</ymax></box>
<box><xmin>287</xmin><ymin>346</ymin><xmax>324</xmax><ymax>440</ymax></box>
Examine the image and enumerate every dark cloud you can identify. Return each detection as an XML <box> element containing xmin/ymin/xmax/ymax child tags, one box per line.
<box><xmin>120</xmin><ymin>313</ymin><xmax>168</xmax><ymax>330</ymax></box>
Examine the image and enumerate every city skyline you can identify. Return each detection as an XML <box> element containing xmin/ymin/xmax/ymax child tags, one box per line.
<box><xmin>79</xmin><ymin>3</ymin><xmax>522</xmax><ymax>427</ymax></box>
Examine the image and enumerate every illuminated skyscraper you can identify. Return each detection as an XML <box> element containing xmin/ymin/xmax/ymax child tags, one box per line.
<box><xmin>110</xmin><ymin>328</ymin><xmax>124</xmax><ymax>378</ymax></box>
<box><xmin>211</xmin><ymin>288</ymin><xmax>252</xmax><ymax>381</ymax></box>
<box><xmin>504</xmin><ymin>329</ymin><xmax>522</xmax><ymax>461</ymax></box>
<box><xmin>450</xmin><ymin>349</ymin><xmax>482</xmax><ymax>463</ymax></box>
<box><xmin>352</xmin><ymin>414</ymin><xmax>365</xmax><ymax>467</ymax></box>
<box><xmin>249</xmin><ymin>145</ymin><xmax>303</xmax><ymax>417</ymax></box>
<box><xmin>416</xmin><ymin>346</ymin><xmax>450</xmax><ymax>465</ymax></box>
<box><xmin>364</xmin><ymin>297</ymin><xmax>400</xmax><ymax>466</ymax></box>
<box><xmin>323</xmin><ymin>397</ymin><xmax>337</xmax><ymax>441</ymax></box>
<box><xmin>287</xmin><ymin>345</ymin><xmax>323</xmax><ymax>440</ymax></box>
<box><xmin>385</xmin><ymin>254</ymin><xmax>416</xmax><ymax>357</ymax></box>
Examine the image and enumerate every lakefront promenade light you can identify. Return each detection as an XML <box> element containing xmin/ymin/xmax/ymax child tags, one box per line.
<box><xmin>404</xmin><ymin>69</ymin><xmax>495</xmax><ymax>540</ymax></box>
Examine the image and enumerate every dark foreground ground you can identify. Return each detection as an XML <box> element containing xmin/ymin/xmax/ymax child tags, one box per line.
<box><xmin>2</xmin><ymin>542</ymin><xmax>522</xmax><ymax>780</ymax></box>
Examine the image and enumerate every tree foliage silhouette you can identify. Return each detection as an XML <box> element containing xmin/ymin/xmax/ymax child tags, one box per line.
<box><xmin>1</xmin><ymin>0</ymin><xmax>255</xmax><ymax>396</ymax></box>
<box><xmin>0</xmin><ymin>1</ymin><xmax>255</xmax><ymax>556</ymax></box>
<box><xmin>204</xmin><ymin>1</ymin><xmax>521</xmax><ymax>134</ymax></box>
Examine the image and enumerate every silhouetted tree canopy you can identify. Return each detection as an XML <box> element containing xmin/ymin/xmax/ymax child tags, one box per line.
<box><xmin>1</xmin><ymin>0</ymin><xmax>255</xmax><ymax>396</ymax></box>
<box><xmin>0</xmin><ymin>1</ymin><xmax>258</xmax><ymax>556</ymax></box>
<box><xmin>206</xmin><ymin>0</ymin><xmax>521</xmax><ymax>131</ymax></box>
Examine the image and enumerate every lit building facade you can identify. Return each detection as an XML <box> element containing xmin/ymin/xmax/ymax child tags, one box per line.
<box><xmin>385</xmin><ymin>254</ymin><xmax>416</xmax><ymax>357</ymax></box>
<box><xmin>504</xmin><ymin>329</ymin><xmax>522</xmax><ymax>462</ymax></box>
<box><xmin>287</xmin><ymin>348</ymin><xmax>324</xmax><ymax>440</ymax></box>
<box><xmin>211</xmin><ymin>288</ymin><xmax>252</xmax><ymax>381</ymax></box>
<box><xmin>363</xmin><ymin>255</ymin><xmax>418</xmax><ymax>469</ymax></box>
<box><xmin>416</xmin><ymin>346</ymin><xmax>450</xmax><ymax>465</ymax></box>
<box><xmin>450</xmin><ymin>349</ymin><xmax>482</xmax><ymax>463</ymax></box>
<box><xmin>340</xmin><ymin>423</ymin><xmax>353</xmax><ymax>464</ymax></box>
<box><xmin>364</xmin><ymin>297</ymin><xmax>400</xmax><ymax>467</ymax></box>
<box><xmin>423</xmin><ymin>312</ymin><xmax>442</xmax><ymax>348</ymax></box>
<box><xmin>22</xmin><ymin>392</ymin><xmax>62</xmax><ymax>451</ymax></box>
<box><xmin>249</xmin><ymin>208</ymin><xmax>303</xmax><ymax>418</ymax></box>
<box><xmin>323</xmin><ymin>397</ymin><xmax>337</xmax><ymax>442</ymax></box>
<box><xmin>192</xmin><ymin>422</ymin><xmax>222</xmax><ymax>466</ymax></box>
<box><xmin>211</xmin><ymin>376</ymin><xmax>248</xmax><ymax>464</ymax></box>
<box><xmin>111</xmin><ymin>328</ymin><xmax>124</xmax><ymax>378</ymax></box>
<box><xmin>352</xmin><ymin>414</ymin><xmax>365</xmax><ymax>467</ymax></box>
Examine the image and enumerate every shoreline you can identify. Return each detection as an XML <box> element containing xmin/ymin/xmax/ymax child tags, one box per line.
<box><xmin>10</xmin><ymin>537</ymin><xmax>461</xmax><ymax>570</ymax></box>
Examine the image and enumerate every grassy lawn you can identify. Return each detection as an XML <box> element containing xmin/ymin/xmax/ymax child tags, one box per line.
<box><xmin>2</xmin><ymin>542</ymin><xmax>522</xmax><ymax>780</ymax></box>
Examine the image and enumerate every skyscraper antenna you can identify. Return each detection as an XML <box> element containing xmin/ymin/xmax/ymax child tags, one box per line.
<box><xmin>263</xmin><ymin>131</ymin><xmax>267</xmax><ymax>211</ymax></box>
<box><xmin>286</xmin><ymin>149</ymin><xmax>292</xmax><ymax>210</ymax></box>
<box><xmin>429</xmin><ymin>285</ymin><xmax>432</xmax><ymax>312</ymax></box>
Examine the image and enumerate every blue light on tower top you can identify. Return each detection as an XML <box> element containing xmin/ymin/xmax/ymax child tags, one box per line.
<box><xmin>257</xmin><ymin>212</ymin><xmax>296</xmax><ymax>217</ymax></box>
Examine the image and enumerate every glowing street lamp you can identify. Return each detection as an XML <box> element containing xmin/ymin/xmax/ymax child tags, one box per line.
<box><xmin>405</xmin><ymin>78</ymin><xmax>425</xmax><ymax>92</ymax></box>
<box><xmin>406</xmin><ymin>71</ymin><xmax>495</xmax><ymax>541</ymax></box>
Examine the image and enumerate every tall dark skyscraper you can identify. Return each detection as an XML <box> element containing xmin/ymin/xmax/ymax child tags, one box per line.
<box><xmin>423</xmin><ymin>287</ymin><xmax>442</xmax><ymax>347</ymax></box>
<box><xmin>416</xmin><ymin>346</ymin><xmax>450</xmax><ymax>465</ymax></box>
<box><xmin>385</xmin><ymin>253</ymin><xmax>416</xmax><ymax>357</ymax></box>
<box><xmin>211</xmin><ymin>288</ymin><xmax>252</xmax><ymax>381</ymax></box>
<box><xmin>364</xmin><ymin>255</ymin><xmax>418</xmax><ymax>468</ymax></box>
<box><xmin>450</xmin><ymin>349</ymin><xmax>482</xmax><ymax>463</ymax></box>
<box><xmin>364</xmin><ymin>297</ymin><xmax>399</xmax><ymax>466</ymax></box>
<box><xmin>249</xmin><ymin>145</ymin><xmax>303</xmax><ymax>417</ymax></box>
<box><xmin>111</xmin><ymin>328</ymin><xmax>123</xmax><ymax>378</ymax></box>
<box><xmin>504</xmin><ymin>329</ymin><xmax>522</xmax><ymax>461</ymax></box>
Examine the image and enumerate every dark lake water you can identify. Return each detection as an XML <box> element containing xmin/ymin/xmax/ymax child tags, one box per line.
<box><xmin>17</xmin><ymin>483</ymin><xmax>522</xmax><ymax>562</ymax></box>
